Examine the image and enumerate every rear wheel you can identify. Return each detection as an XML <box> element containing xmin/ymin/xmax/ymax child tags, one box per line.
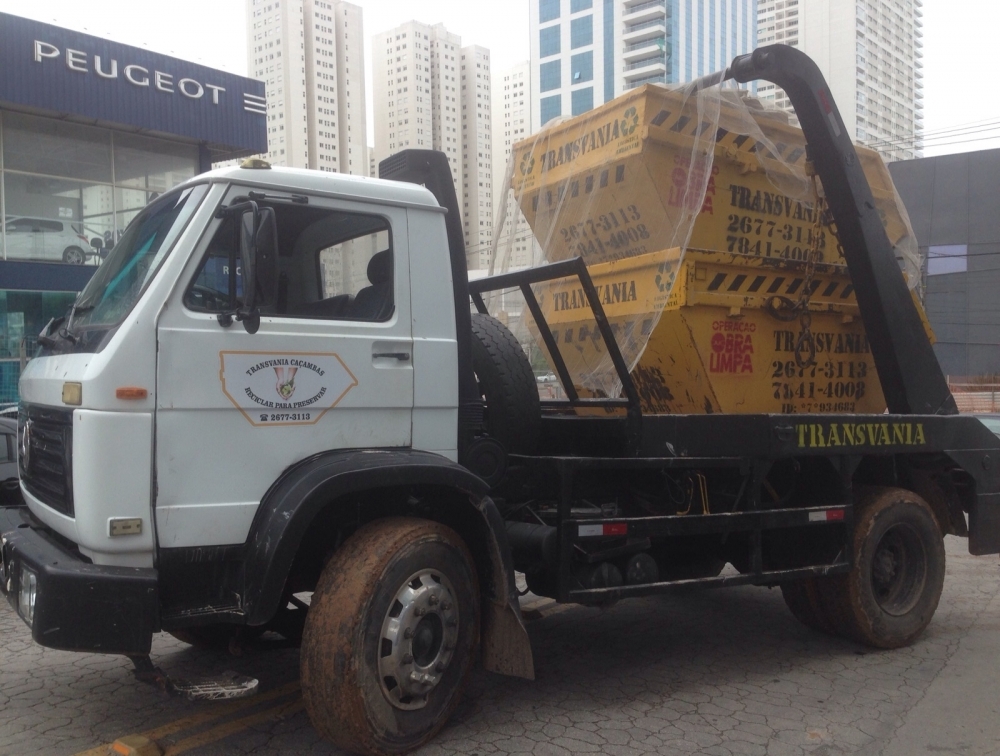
<box><xmin>469</xmin><ymin>313</ymin><xmax>540</xmax><ymax>454</ymax></box>
<box><xmin>818</xmin><ymin>488</ymin><xmax>945</xmax><ymax>648</ymax></box>
<box><xmin>301</xmin><ymin>518</ymin><xmax>479</xmax><ymax>756</ymax></box>
<box><xmin>62</xmin><ymin>246</ymin><xmax>85</xmax><ymax>264</ymax></box>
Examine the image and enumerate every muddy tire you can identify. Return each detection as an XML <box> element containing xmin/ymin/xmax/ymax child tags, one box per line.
<box><xmin>301</xmin><ymin>518</ymin><xmax>480</xmax><ymax>756</ymax></box>
<box><xmin>780</xmin><ymin>579</ymin><xmax>834</xmax><ymax>634</ymax></box>
<box><xmin>818</xmin><ymin>487</ymin><xmax>945</xmax><ymax>649</ymax></box>
<box><xmin>469</xmin><ymin>313</ymin><xmax>540</xmax><ymax>455</ymax></box>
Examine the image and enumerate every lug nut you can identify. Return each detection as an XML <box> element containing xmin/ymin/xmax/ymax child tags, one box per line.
<box><xmin>403</xmin><ymin>628</ymin><xmax>413</xmax><ymax>640</ymax></box>
<box><xmin>402</xmin><ymin>654</ymin><xmax>413</xmax><ymax>664</ymax></box>
<box><xmin>441</xmin><ymin>600</ymin><xmax>452</xmax><ymax>610</ymax></box>
<box><xmin>414</xmin><ymin>607</ymin><xmax>425</xmax><ymax>617</ymax></box>
<box><xmin>428</xmin><ymin>595</ymin><xmax>439</xmax><ymax>606</ymax></box>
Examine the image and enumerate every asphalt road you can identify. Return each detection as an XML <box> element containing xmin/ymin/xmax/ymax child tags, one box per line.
<box><xmin>1</xmin><ymin>536</ymin><xmax>998</xmax><ymax>756</ymax></box>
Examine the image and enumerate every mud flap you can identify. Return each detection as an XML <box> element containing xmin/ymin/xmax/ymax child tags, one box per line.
<box><xmin>475</xmin><ymin>496</ymin><xmax>535</xmax><ymax>680</ymax></box>
<box><xmin>970</xmin><ymin>492</ymin><xmax>1000</xmax><ymax>555</ymax></box>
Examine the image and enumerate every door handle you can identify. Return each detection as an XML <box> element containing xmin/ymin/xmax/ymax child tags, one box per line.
<box><xmin>373</xmin><ymin>352</ymin><xmax>410</xmax><ymax>361</ymax></box>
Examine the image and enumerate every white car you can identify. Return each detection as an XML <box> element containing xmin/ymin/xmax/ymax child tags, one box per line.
<box><xmin>4</xmin><ymin>216</ymin><xmax>94</xmax><ymax>264</ymax></box>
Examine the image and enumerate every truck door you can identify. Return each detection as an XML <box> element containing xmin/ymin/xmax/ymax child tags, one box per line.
<box><xmin>153</xmin><ymin>188</ymin><xmax>414</xmax><ymax>549</ymax></box>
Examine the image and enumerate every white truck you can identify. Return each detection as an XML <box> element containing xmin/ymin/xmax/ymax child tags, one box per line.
<box><xmin>4</xmin><ymin>47</ymin><xmax>1000</xmax><ymax>756</ymax></box>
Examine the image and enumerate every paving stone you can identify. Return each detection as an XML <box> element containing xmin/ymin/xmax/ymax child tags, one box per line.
<box><xmin>0</xmin><ymin>538</ymin><xmax>997</xmax><ymax>755</ymax></box>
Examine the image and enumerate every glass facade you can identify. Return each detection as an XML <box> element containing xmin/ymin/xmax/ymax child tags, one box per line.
<box><xmin>570</xmin><ymin>15</ymin><xmax>594</xmax><ymax>48</ymax></box>
<box><xmin>571</xmin><ymin>51</ymin><xmax>594</xmax><ymax>84</ymax></box>
<box><xmin>604</xmin><ymin>0</ymin><xmax>614</xmax><ymax>102</ymax></box>
<box><xmin>0</xmin><ymin>109</ymin><xmax>200</xmax><ymax>405</ymax></box>
<box><xmin>540</xmin><ymin>95</ymin><xmax>562</xmax><ymax>126</ymax></box>
<box><xmin>540</xmin><ymin>61</ymin><xmax>562</xmax><ymax>93</ymax></box>
<box><xmin>571</xmin><ymin>87</ymin><xmax>594</xmax><ymax>116</ymax></box>
<box><xmin>1</xmin><ymin>112</ymin><xmax>198</xmax><ymax>263</ymax></box>
<box><xmin>0</xmin><ymin>290</ymin><xmax>78</xmax><ymax>403</ymax></box>
<box><xmin>571</xmin><ymin>0</ymin><xmax>592</xmax><ymax>11</ymax></box>
<box><xmin>539</xmin><ymin>0</ymin><xmax>560</xmax><ymax>23</ymax></box>
<box><xmin>540</xmin><ymin>26</ymin><xmax>561</xmax><ymax>58</ymax></box>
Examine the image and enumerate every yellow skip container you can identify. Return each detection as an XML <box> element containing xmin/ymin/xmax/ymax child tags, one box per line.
<box><xmin>504</xmin><ymin>83</ymin><xmax>925</xmax><ymax>415</ymax></box>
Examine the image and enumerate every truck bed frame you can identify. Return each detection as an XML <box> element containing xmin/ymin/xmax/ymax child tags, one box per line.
<box><xmin>462</xmin><ymin>45</ymin><xmax>1000</xmax><ymax>605</ymax></box>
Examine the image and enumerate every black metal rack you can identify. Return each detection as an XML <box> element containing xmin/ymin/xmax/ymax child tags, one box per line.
<box><xmin>468</xmin><ymin>256</ymin><xmax>643</xmax><ymax>451</ymax></box>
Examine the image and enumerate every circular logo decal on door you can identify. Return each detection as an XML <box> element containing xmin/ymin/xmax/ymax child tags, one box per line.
<box><xmin>219</xmin><ymin>351</ymin><xmax>359</xmax><ymax>426</ymax></box>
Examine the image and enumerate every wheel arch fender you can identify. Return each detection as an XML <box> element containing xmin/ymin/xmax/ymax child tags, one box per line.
<box><xmin>242</xmin><ymin>448</ymin><xmax>534</xmax><ymax>679</ymax></box>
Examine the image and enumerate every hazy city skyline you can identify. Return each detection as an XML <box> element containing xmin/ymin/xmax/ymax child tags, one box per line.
<box><xmin>1</xmin><ymin>0</ymin><xmax>996</xmax><ymax>158</ymax></box>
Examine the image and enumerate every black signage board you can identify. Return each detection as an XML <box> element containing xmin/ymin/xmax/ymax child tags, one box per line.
<box><xmin>0</xmin><ymin>13</ymin><xmax>266</xmax><ymax>154</ymax></box>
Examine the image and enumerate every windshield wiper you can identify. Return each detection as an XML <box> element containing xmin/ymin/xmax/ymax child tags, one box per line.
<box><xmin>60</xmin><ymin>303</ymin><xmax>96</xmax><ymax>344</ymax></box>
<box><xmin>37</xmin><ymin>317</ymin><xmax>64</xmax><ymax>349</ymax></box>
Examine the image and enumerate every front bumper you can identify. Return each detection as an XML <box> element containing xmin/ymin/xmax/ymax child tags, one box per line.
<box><xmin>1</xmin><ymin>507</ymin><xmax>158</xmax><ymax>654</ymax></box>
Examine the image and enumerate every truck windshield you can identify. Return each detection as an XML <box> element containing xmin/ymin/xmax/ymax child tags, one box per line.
<box><xmin>69</xmin><ymin>184</ymin><xmax>208</xmax><ymax>331</ymax></box>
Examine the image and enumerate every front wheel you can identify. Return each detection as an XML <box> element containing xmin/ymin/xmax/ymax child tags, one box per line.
<box><xmin>819</xmin><ymin>487</ymin><xmax>945</xmax><ymax>648</ymax></box>
<box><xmin>301</xmin><ymin>518</ymin><xmax>479</xmax><ymax>755</ymax></box>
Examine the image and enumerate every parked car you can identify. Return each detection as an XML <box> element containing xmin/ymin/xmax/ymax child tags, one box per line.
<box><xmin>3</xmin><ymin>216</ymin><xmax>95</xmax><ymax>264</ymax></box>
<box><xmin>0</xmin><ymin>417</ymin><xmax>21</xmax><ymax>506</ymax></box>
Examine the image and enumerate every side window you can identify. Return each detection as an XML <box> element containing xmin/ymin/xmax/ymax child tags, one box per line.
<box><xmin>185</xmin><ymin>201</ymin><xmax>394</xmax><ymax>323</ymax></box>
<box><xmin>317</xmin><ymin>226</ymin><xmax>392</xmax><ymax>321</ymax></box>
<box><xmin>7</xmin><ymin>219</ymin><xmax>38</xmax><ymax>233</ymax></box>
<box><xmin>185</xmin><ymin>217</ymin><xmax>242</xmax><ymax>313</ymax></box>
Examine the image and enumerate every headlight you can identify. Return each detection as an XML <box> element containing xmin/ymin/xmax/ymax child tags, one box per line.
<box><xmin>18</xmin><ymin>566</ymin><xmax>36</xmax><ymax>624</ymax></box>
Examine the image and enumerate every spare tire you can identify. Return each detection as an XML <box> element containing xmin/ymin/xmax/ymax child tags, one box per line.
<box><xmin>470</xmin><ymin>313</ymin><xmax>540</xmax><ymax>454</ymax></box>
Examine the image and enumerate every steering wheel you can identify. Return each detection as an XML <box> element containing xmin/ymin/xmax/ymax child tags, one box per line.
<box><xmin>187</xmin><ymin>285</ymin><xmax>225</xmax><ymax>312</ymax></box>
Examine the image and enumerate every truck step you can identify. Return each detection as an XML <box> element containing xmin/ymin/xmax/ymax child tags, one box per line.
<box><xmin>130</xmin><ymin>655</ymin><xmax>259</xmax><ymax>700</ymax></box>
<box><xmin>170</xmin><ymin>672</ymin><xmax>260</xmax><ymax>701</ymax></box>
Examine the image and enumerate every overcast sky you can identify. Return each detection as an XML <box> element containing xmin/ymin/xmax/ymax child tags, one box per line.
<box><xmin>1</xmin><ymin>0</ymin><xmax>995</xmax><ymax>157</ymax></box>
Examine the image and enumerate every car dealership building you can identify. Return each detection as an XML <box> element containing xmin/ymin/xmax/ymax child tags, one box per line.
<box><xmin>0</xmin><ymin>12</ymin><xmax>265</xmax><ymax>403</ymax></box>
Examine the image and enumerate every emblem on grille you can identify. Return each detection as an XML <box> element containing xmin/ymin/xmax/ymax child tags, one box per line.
<box><xmin>19</xmin><ymin>419</ymin><xmax>31</xmax><ymax>473</ymax></box>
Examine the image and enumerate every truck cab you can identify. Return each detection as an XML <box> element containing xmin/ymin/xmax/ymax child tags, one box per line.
<box><xmin>14</xmin><ymin>167</ymin><xmax>461</xmax><ymax>568</ymax></box>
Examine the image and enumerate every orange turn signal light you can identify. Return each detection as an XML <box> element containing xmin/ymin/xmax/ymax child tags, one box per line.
<box><xmin>115</xmin><ymin>387</ymin><xmax>148</xmax><ymax>400</ymax></box>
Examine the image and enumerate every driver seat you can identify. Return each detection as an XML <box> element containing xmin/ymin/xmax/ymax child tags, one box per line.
<box><xmin>347</xmin><ymin>250</ymin><xmax>393</xmax><ymax>320</ymax></box>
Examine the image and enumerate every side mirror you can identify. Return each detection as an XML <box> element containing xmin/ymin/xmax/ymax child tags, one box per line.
<box><xmin>238</xmin><ymin>209</ymin><xmax>260</xmax><ymax>334</ymax></box>
<box><xmin>236</xmin><ymin>206</ymin><xmax>278</xmax><ymax>335</ymax></box>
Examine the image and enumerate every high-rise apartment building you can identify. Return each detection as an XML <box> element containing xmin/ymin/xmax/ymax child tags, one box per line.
<box><xmin>754</xmin><ymin>0</ymin><xmax>798</xmax><ymax>128</ymax></box>
<box><xmin>491</xmin><ymin>61</ymin><xmax>535</xmax><ymax>270</ymax></box>
<box><xmin>247</xmin><ymin>0</ymin><xmax>368</xmax><ymax>173</ymax></box>
<box><xmin>756</xmin><ymin>0</ymin><xmax>923</xmax><ymax>162</ymax></box>
<box><xmin>373</xmin><ymin>22</ymin><xmax>493</xmax><ymax>268</ymax></box>
<box><xmin>460</xmin><ymin>46</ymin><xmax>493</xmax><ymax>269</ymax></box>
<box><xmin>529</xmin><ymin>0</ymin><xmax>756</xmax><ymax>131</ymax></box>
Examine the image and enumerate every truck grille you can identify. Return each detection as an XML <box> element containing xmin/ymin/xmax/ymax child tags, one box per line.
<box><xmin>18</xmin><ymin>405</ymin><xmax>74</xmax><ymax>517</ymax></box>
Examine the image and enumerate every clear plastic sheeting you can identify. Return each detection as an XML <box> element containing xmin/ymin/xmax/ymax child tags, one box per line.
<box><xmin>486</xmin><ymin>75</ymin><xmax>921</xmax><ymax>406</ymax></box>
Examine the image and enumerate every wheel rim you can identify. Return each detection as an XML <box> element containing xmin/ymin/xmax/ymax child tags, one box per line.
<box><xmin>65</xmin><ymin>248</ymin><xmax>84</xmax><ymax>264</ymax></box>
<box><xmin>378</xmin><ymin>569</ymin><xmax>460</xmax><ymax>710</ymax></box>
<box><xmin>870</xmin><ymin>522</ymin><xmax>928</xmax><ymax>616</ymax></box>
